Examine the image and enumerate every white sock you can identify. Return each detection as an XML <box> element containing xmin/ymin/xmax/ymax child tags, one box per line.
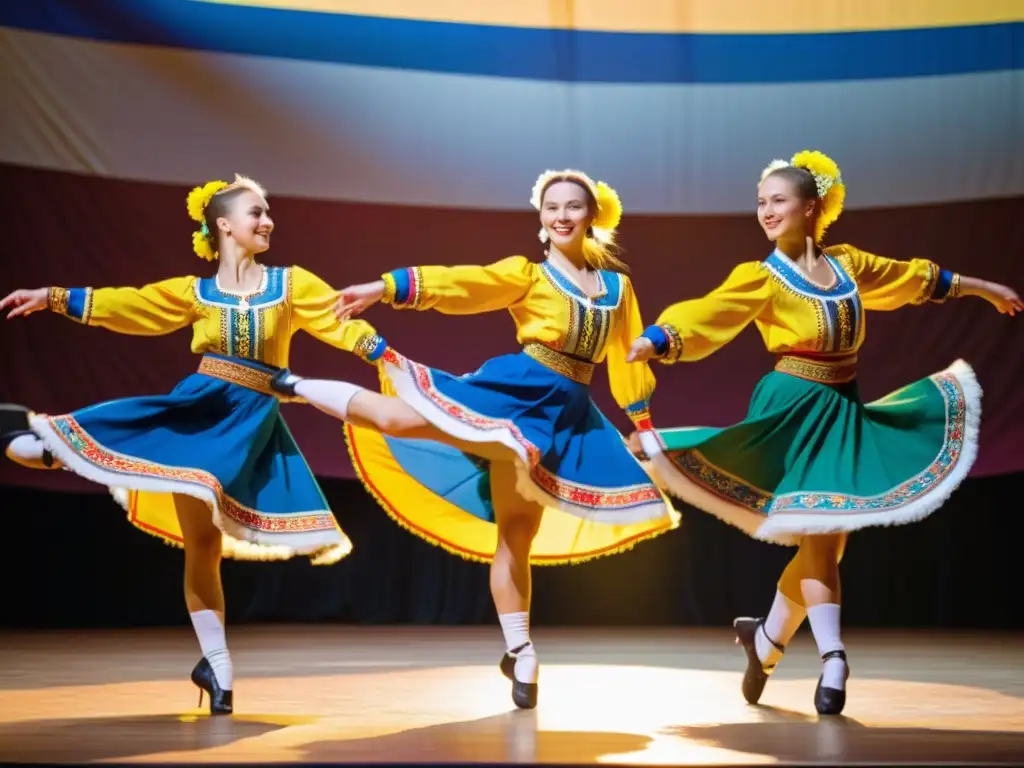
<box><xmin>6</xmin><ymin>433</ymin><xmax>44</xmax><ymax>461</ymax></box>
<box><xmin>4</xmin><ymin>433</ymin><xmax>58</xmax><ymax>469</ymax></box>
<box><xmin>806</xmin><ymin>603</ymin><xmax>847</xmax><ymax>690</ymax></box>
<box><xmin>189</xmin><ymin>610</ymin><xmax>233</xmax><ymax>690</ymax></box>
<box><xmin>294</xmin><ymin>380</ymin><xmax>364</xmax><ymax>422</ymax></box>
<box><xmin>755</xmin><ymin>590</ymin><xmax>806</xmax><ymax>668</ymax></box>
<box><xmin>498</xmin><ymin>612</ymin><xmax>538</xmax><ymax>684</ymax></box>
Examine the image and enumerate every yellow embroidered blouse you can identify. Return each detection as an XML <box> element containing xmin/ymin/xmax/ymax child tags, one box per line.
<box><xmin>47</xmin><ymin>264</ymin><xmax>384</xmax><ymax>368</ymax></box>
<box><xmin>380</xmin><ymin>255</ymin><xmax>657</xmax><ymax>426</ymax></box>
<box><xmin>642</xmin><ymin>244</ymin><xmax>959</xmax><ymax>377</ymax></box>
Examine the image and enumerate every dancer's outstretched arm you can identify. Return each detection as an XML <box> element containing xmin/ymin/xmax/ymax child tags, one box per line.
<box><xmin>2</xmin><ymin>277</ymin><xmax>197</xmax><ymax>334</ymax></box>
<box><xmin>627</xmin><ymin>261</ymin><xmax>773</xmax><ymax>365</ymax></box>
<box><xmin>830</xmin><ymin>245</ymin><xmax>1021</xmax><ymax>314</ymax></box>
<box><xmin>334</xmin><ymin>256</ymin><xmax>533</xmax><ymax>320</ymax></box>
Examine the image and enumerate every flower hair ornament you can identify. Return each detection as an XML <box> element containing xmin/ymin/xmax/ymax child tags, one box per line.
<box><xmin>760</xmin><ymin>150</ymin><xmax>846</xmax><ymax>243</ymax></box>
<box><xmin>530</xmin><ymin>169</ymin><xmax>623</xmax><ymax>245</ymax></box>
<box><xmin>185</xmin><ymin>174</ymin><xmax>267</xmax><ymax>261</ymax></box>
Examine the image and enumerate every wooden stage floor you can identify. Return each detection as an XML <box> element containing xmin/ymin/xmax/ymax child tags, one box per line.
<box><xmin>1</xmin><ymin>626</ymin><xmax>1021</xmax><ymax>765</ymax></box>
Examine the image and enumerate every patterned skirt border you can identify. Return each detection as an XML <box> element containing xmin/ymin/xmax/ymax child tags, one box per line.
<box><xmin>30</xmin><ymin>414</ymin><xmax>350</xmax><ymax>564</ymax></box>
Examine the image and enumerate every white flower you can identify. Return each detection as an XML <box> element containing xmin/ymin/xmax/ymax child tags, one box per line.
<box><xmin>810</xmin><ymin>171</ymin><xmax>833</xmax><ymax>198</ymax></box>
<box><xmin>759</xmin><ymin>159</ymin><xmax>791</xmax><ymax>183</ymax></box>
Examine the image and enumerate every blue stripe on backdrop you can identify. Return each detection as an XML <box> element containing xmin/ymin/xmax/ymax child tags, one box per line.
<box><xmin>1</xmin><ymin>0</ymin><xmax>1020</xmax><ymax>84</ymax></box>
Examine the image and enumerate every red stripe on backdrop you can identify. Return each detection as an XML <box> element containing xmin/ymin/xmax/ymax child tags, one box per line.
<box><xmin>1</xmin><ymin>164</ymin><xmax>1021</xmax><ymax>494</ymax></box>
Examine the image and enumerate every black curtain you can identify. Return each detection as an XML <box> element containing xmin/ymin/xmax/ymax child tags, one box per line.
<box><xmin>2</xmin><ymin>472</ymin><xmax>1017</xmax><ymax>630</ymax></box>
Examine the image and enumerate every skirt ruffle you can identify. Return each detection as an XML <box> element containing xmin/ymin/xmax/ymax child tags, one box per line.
<box><xmin>640</xmin><ymin>359</ymin><xmax>980</xmax><ymax>546</ymax></box>
<box><xmin>30</xmin><ymin>357</ymin><xmax>350</xmax><ymax>564</ymax></box>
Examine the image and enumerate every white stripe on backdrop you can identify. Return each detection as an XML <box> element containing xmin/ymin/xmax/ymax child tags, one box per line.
<box><xmin>0</xmin><ymin>27</ymin><xmax>1021</xmax><ymax>213</ymax></box>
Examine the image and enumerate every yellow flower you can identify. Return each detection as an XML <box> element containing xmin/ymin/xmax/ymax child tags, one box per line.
<box><xmin>786</xmin><ymin>150</ymin><xmax>847</xmax><ymax>243</ymax></box>
<box><xmin>185</xmin><ymin>179</ymin><xmax>229</xmax><ymax>260</ymax></box>
<box><xmin>191</xmin><ymin>231</ymin><xmax>217</xmax><ymax>261</ymax></box>
<box><xmin>592</xmin><ymin>180</ymin><xmax>623</xmax><ymax>235</ymax></box>
<box><xmin>186</xmin><ymin>180</ymin><xmax>229</xmax><ymax>224</ymax></box>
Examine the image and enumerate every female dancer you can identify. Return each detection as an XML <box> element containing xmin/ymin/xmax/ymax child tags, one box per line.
<box><xmin>627</xmin><ymin>150</ymin><xmax>1021</xmax><ymax>716</ymax></box>
<box><xmin>269</xmin><ymin>169</ymin><xmax>679</xmax><ymax>708</ymax></box>
<box><xmin>0</xmin><ymin>175</ymin><xmax>387</xmax><ymax>714</ymax></box>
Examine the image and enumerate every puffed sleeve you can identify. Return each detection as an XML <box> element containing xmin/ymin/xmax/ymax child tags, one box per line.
<box><xmin>380</xmin><ymin>256</ymin><xmax>533</xmax><ymax>315</ymax></box>
<box><xmin>48</xmin><ymin>276</ymin><xmax>197</xmax><ymax>335</ymax></box>
<box><xmin>605</xmin><ymin>275</ymin><xmax>658</xmax><ymax>429</ymax></box>
<box><xmin>828</xmin><ymin>244</ymin><xmax>959</xmax><ymax>311</ymax></box>
<box><xmin>639</xmin><ymin>261</ymin><xmax>772</xmax><ymax>363</ymax></box>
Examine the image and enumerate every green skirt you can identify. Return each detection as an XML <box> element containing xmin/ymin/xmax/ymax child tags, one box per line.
<box><xmin>638</xmin><ymin>359</ymin><xmax>980</xmax><ymax>546</ymax></box>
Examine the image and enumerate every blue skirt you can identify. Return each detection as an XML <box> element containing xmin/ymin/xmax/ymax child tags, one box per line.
<box><xmin>30</xmin><ymin>354</ymin><xmax>349</xmax><ymax>564</ymax></box>
<box><xmin>376</xmin><ymin>347</ymin><xmax>673</xmax><ymax>525</ymax></box>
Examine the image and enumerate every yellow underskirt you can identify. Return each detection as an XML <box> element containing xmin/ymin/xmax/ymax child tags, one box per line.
<box><xmin>344</xmin><ymin>423</ymin><xmax>680</xmax><ymax>565</ymax></box>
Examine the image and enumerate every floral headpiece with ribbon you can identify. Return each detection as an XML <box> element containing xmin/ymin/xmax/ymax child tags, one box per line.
<box><xmin>185</xmin><ymin>174</ymin><xmax>267</xmax><ymax>261</ymax></box>
<box><xmin>760</xmin><ymin>150</ymin><xmax>846</xmax><ymax>242</ymax></box>
<box><xmin>529</xmin><ymin>169</ymin><xmax>623</xmax><ymax>245</ymax></box>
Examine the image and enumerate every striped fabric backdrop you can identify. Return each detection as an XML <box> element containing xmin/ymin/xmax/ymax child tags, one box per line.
<box><xmin>1</xmin><ymin>1</ymin><xmax>1021</xmax><ymax>489</ymax></box>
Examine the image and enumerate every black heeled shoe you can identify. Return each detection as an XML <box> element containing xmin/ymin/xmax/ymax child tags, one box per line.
<box><xmin>814</xmin><ymin>649</ymin><xmax>848</xmax><ymax>716</ymax></box>
<box><xmin>733</xmin><ymin>617</ymin><xmax>785</xmax><ymax>705</ymax></box>
<box><xmin>270</xmin><ymin>368</ymin><xmax>303</xmax><ymax>398</ymax></box>
<box><xmin>0</xmin><ymin>404</ymin><xmax>54</xmax><ymax>468</ymax></box>
<box><xmin>499</xmin><ymin>644</ymin><xmax>538</xmax><ymax>710</ymax></box>
<box><xmin>191</xmin><ymin>657</ymin><xmax>233</xmax><ymax>715</ymax></box>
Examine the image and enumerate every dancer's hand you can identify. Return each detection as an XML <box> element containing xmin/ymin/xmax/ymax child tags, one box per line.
<box><xmin>626</xmin><ymin>336</ymin><xmax>655</xmax><ymax>363</ymax></box>
<box><xmin>974</xmin><ymin>281</ymin><xmax>1023</xmax><ymax>316</ymax></box>
<box><xmin>626</xmin><ymin>430</ymin><xmax>648</xmax><ymax>460</ymax></box>
<box><xmin>0</xmin><ymin>288</ymin><xmax>49</xmax><ymax>319</ymax></box>
<box><xmin>335</xmin><ymin>280</ymin><xmax>386</xmax><ymax>321</ymax></box>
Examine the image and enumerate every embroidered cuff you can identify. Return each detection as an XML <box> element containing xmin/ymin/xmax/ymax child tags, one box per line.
<box><xmin>641</xmin><ymin>325</ymin><xmax>669</xmax><ymax>356</ymax></box>
<box><xmin>381</xmin><ymin>267</ymin><xmax>422</xmax><ymax>309</ymax></box>
<box><xmin>625</xmin><ymin>400</ymin><xmax>653</xmax><ymax>431</ymax></box>
<box><xmin>48</xmin><ymin>287</ymin><xmax>68</xmax><ymax>315</ymax></box>
<box><xmin>929</xmin><ymin>269</ymin><xmax>961</xmax><ymax>303</ymax></box>
<box><xmin>380</xmin><ymin>273</ymin><xmax>397</xmax><ymax>305</ymax></box>
<box><xmin>644</xmin><ymin>323</ymin><xmax>683</xmax><ymax>363</ymax></box>
<box><xmin>353</xmin><ymin>332</ymin><xmax>388</xmax><ymax>363</ymax></box>
<box><xmin>950</xmin><ymin>272</ymin><xmax>962</xmax><ymax>299</ymax></box>
<box><xmin>49</xmin><ymin>287</ymin><xmax>92</xmax><ymax>323</ymax></box>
